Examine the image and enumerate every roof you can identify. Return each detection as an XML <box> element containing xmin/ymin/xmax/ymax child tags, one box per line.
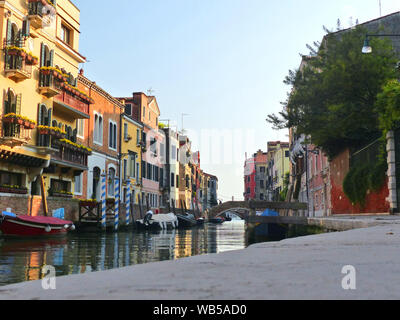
<box><xmin>329</xmin><ymin>11</ymin><xmax>400</xmax><ymax>56</ymax></box>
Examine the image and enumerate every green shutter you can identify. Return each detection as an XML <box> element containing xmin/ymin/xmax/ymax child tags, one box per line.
<box><xmin>49</xmin><ymin>49</ymin><xmax>54</xmax><ymax>67</ymax></box>
<box><xmin>6</xmin><ymin>20</ymin><xmax>12</xmax><ymax>44</ymax></box>
<box><xmin>40</xmin><ymin>43</ymin><xmax>45</xmax><ymax>67</ymax></box>
<box><xmin>22</xmin><ymin>19</ymin><xmax>30</xmax><ymax>38</ymax></box>
<box><xmin>4</xmin><ymin>93</ymin><xmax>10</xmax><ymax>115</ymax></box>
<box><xmin>38</xmin><ymin>104</ymin><xmax>43</xmax><ymax>125</ymax></box>
<box><xmin>47</xmin><ymin>108</ymin><xmax>52</xmax><ymax>126</ymax></box>
<box><xmin>15</xmin><ymin>94</ymin><xmax>22</xmax><ymax>115</ymax></box>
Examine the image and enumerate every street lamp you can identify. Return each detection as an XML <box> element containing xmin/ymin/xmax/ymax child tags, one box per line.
<box><xmin>362</xmin><ymin>34</ymin><xmax>400</xmax><ymax>54</ymax></box>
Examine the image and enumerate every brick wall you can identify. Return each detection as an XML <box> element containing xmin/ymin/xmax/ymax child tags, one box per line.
<box><xmin>0</xmin><ymin>196</ymin><xmax>80</xmax><ymax>221</ymax></box>
<box><xmin>330</xmin><ymin>149</ymin><xmax>390</xmax><ymax>214</ymax></box>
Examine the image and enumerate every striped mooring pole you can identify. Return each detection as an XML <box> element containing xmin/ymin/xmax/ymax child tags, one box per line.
<box><xmin>101</xmin><ymin>174</ymin><xmax>107</xmax><ymax>230</ymax></box>
<box><xmin>125</xmin><ymin>180</ymin><xmax>131</xmax><ymax>226</ymax></box>
<box><xmin>114</xmin><ymin>178</ymin><xmax>120</xmax><ymax>231</ymax></box>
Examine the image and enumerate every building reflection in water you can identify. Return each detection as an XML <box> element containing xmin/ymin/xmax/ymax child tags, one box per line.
<box><xmin>0</xmin><ymin>221</ymin><xmax>246</xmax><ymax>287</ymax></box>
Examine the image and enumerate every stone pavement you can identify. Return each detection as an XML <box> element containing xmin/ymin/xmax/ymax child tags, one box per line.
<box><xmin>1</xmin><ymin>217</ymin><xmax>400</xmax><ymax>300</ymax></box>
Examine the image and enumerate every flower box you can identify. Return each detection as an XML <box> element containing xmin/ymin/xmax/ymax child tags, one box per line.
<box><xmin>0</xmin><ymin>187</ymin><xmax>28</xmax><ymax>195</ymax></box>
<box><xmin>50</xmin><ymin>191</ymin><xmax>73</xmax><ymax>198</ymax></box>
<box><xmin>80</xmin><ymin>201</ymin><xmax>98</xmax><ymax>208</ymax></box>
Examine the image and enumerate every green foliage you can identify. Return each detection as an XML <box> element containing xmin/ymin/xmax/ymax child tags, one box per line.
<box><xmin>343</xmin><ymin>161</ymin><xmax>387</xmax><ymax>207</ymax></box>
<box><xmin>376</xmin><ymin>79</ymin><xmax>400</xmax><ymax>137</ymax></box>
<box><xmin>279</xmin><ymin>172</ymin><xmax>290</xmax><ymax>202</ymax></box>
<box><xmin>267</xmin><ymin>26</ymin><xmax>398</xmax><ymax>159</ymax></box>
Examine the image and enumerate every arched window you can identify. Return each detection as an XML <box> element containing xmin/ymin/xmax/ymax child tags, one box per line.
<box><xmin>4</xmin><ymin>89</ymin><xmax>17</xmax><ymax>114</ymax></box>
<box><xmin>52</xmin><ymin>120</ymin><xmax>58</xmax><ymax>128</ymax></box>
<box><xmin>108</xmin><ymin>168</ymin><xmax>115</xmax><ymax>197</ymax></box>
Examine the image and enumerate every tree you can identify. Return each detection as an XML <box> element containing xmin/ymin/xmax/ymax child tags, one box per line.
<box><xmin>267</xmin><ymin>26</ymin><xmax>398</xmax><ymax>159</ymax></box>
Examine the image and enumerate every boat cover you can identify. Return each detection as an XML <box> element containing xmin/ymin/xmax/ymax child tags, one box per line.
<box><xmin>12</xmin><ymin>215</ymin><xmax>73</xmax><ymax>226</ymax></box>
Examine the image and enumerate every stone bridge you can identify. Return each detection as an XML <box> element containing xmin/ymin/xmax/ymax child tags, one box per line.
<box><xmin>205</xmin><ymin>201</ymin><xmax>308</xmax><ymax>220</ymax></box>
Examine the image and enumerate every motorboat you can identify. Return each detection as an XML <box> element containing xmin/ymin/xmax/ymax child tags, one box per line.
<box><xmin>136</xmin><ymin>212</ymin><xmax>178</xmax><ymax>230</ymax></box>
<box><xmin>0</xmin><ymin>212</ymin><xmax>75</xmax><ymax>237</ymax></box>
<box><xmin>208</xmin><ymin>216</ymin><xmax>225</xmax><ymax>224</ymax></box>
<box><xmin>176</xmin><ymin>213</ymin><xmax>197</xmax><ymax>228</ymax></box>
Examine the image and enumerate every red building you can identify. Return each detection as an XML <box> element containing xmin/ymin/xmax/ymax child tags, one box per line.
<box><xmin>244</xmin><ymin>156</ymin><xmax>256</xmax><ymax>201</ymax></box>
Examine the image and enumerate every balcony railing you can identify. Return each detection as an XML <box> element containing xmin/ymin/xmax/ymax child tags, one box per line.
<box><xmin>4</xmin><ymin>55</ymin><xmax>32</xmax><ymax>82</ymax></box>
<box><xmin>39</xmin><ymin>73</ymin><xmax>61</xmax><ymax>98</ymax></box>
<box><xmin>52</xmin><ymin>140</ymin><xmax>89</xmax><ymax>168</ymax></box>
<box><xmin>54</xmin><ymin>91</ymin><xmax>90</xmax><ymax>118</ymax></box>
<box><xmin>0</xmin><ymin>120</ymin><xmax>32</xmax><ymax>147</ymax></box>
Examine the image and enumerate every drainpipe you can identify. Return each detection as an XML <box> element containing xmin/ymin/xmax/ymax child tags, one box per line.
<box><xmin>387</xmin><ymin>131</ymin><xmax>398</xmax><ymax>215</ymax></box>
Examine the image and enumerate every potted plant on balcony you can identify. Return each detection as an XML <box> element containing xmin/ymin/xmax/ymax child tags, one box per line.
<box><xmin>79</xmin><ymin>199</ymin><xmax>98</xmax><ymax>208</ymax></box>
<box><xmin>40</xmin><ymin>67</ymin><xmax>51</xmax><ymax>76</ymax></box>
<box><xmin>3</xmin><ymin>113</ymin><xmax>17</xmax><ymax>124</ymax></box>
<box><xmin>38</xmin><ymin>125</ymin><xmax>50</xmax><ymax>135</ymax></box>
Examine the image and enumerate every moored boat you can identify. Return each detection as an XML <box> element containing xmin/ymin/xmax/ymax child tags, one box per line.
<box><xmin>208</xmin><ymin>216</ymin><xmax>225</xmax><ymax>224</ymax></box>
<box><xmin>176</xmin><ymin>213</ymin><xmax>197</xmax><ymax>228</ymax></box>
<box><xmin>136</xmin><ymin>212</ymin><xmax>178</xmax><ymax>230</ymax></box>
<box><xmin>0</xmin><ymin>212</ymin><xmax>75</xmax><ymax>237</ymax></box>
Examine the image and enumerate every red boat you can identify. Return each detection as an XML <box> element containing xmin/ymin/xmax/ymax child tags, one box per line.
<box><xmin>0</xmin><ymin>214</ymin><xmax>75</xmax><ymax>237</ymax></box>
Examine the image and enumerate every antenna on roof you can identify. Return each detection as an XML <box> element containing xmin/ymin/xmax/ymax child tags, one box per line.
<box><xmin>147</xmin><ymin>87</ymin><xmax>155</xmax><ymax>96</ymax></box>
<box><xmin>379</xmin><ymin>0</ymin><xmax>382</xmax><ymax>17</ymax></box>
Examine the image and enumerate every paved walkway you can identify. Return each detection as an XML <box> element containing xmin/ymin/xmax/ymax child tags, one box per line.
<box><xmin>1</xmin><ymin>216</ymin><xmax>400</xmax><ymax>300</ymax></box>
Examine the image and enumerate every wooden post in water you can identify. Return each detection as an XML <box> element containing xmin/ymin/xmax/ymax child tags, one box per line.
<box><xmin>125</xmin><ymin>180</ymin><xmax>131</xmax><ymax>226</ymax></box>
<box><xmin>40</xmin><ymin>176</ymin><xmax>48</xmax><ymax>217</ymax></box>
<box><xmin>138</xmin><ymin>194</ymin><xmax>143</xmax><ymax>219</ymax></box>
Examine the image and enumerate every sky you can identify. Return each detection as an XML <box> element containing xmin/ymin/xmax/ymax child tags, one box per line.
<box><xmin>73</xmin><ymin>0</ymin><xmax>400</xmax><ymax>202</ymax></box>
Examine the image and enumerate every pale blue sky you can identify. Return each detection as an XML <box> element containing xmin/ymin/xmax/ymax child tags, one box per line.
<box><xmin>74</xmin><ymin>0</ymin><xmax>400</xmax><ymax>202</ymax></box>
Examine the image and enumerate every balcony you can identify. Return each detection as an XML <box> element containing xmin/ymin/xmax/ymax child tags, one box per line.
<box><xmin>54</xmin><ymin>90</ymin><xmax>90</xmax><ymax>119</ymax></box>
<box><xmin>39</xmin><ymin>73</ymin><xmax>61</xmax><ymax>98</ymax></box>
<box><xmin>4</xmin><ymin>51</ymin><xmax>33</xmax><ymax>82</ymax></box>
<box><xmin>28</xmin><ymin>0</ymin><xmax>56</xmax><ymax>29</ymax></box>
<box><xmin>50</xmin><ymin>139</ymin><xmax>90</xmax><ymax>171</ymax></box>
<box><xmin>0</xmin><ymin>117</ymin><xmax>34</xmax><ymax>148</ymax></box>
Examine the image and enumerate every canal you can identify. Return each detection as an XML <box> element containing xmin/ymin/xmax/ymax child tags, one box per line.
<box><xmin>0</xmin><ymin>218</ymin><xmax>326</xmax><ymax>287</ymax></box>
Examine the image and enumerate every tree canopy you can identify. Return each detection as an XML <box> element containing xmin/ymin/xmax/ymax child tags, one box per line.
<box><xmin>267</xmin><ymin>26</ymin><xmax>399</xmax><ymax>159</ymax></box>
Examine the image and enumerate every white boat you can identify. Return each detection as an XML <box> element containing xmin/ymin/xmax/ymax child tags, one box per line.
<box><xmin>136</xmin><ymin>213</ymin><xmax>178</xmax><ymax>230</ymax></box>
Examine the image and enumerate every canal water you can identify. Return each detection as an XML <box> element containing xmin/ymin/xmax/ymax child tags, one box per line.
<box><xmin>0</xmin><ymin>218</ymin><xmax>326</xmax><ymax>287</ymax></box>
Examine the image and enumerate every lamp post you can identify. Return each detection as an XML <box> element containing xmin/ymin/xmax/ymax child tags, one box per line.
<box><xmin>362</xmin><ymin>34</ymin><xmax>400</xmax><ymax>54</ymax></box>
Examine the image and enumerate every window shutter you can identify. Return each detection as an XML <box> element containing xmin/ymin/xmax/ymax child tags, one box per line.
<box><xmin>72</xmin><ymin>128</ymin><xmax>77</xmax><ymax>142</ymax></box>
<box><xmin>15</xmin><ymin>94</ymin><xmax>22</xmax><ymax>115</ymax></box>
<box><xmin>6</xmin><ymin>20</ymin><xmax>12</xmax><ymax>44</ymax></box>
<box><xmin>40</xmin><ymin>43</ymin><xmax>45</xmax><ymax>67</ymax></box>
<box><xmin>22</xmin><ymin>19</ymin><xmax>30</xmax><ymax>38</ymax></box>
<box><xmin>49</xmin><ymin>49</ymin><xmax>54</xmax><ymax>67</ymax></box>
<box><xmin>4</xmin><ymin>91</ymin><xmax>10</xmax><ymax>114</ymax></box>
<box><xmin>47</xmin><ymin>108</ymin><xmax>52</xmax><ymax>126</ymax></box>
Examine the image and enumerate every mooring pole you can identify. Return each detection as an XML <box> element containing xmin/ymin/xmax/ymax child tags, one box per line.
<box><xmin>125</xmin><ymin>180</ymin><xmax>131</xmax><ymax>226</ymax></box>
<box><xmin>114</xmin><ymin>178</ymin><xmax>120</xmax><ymax>231</ymax></box>
<box><xmin>101</xmin><ymin>174</ymin><xmax>107</xmax><ymax>230</ymax></box>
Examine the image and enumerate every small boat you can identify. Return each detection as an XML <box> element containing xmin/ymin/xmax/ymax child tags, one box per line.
<box><xmin>0</xmin><ymin>212</ymin><xmax>75</xmax><ymax>237</ymax></box>
<box><xmin>208</xmin><ymin>217</ymin><xmax>225</xmax><ymax>224</ymax></box>
<box><xmin>176</xmin><ymin>213</ymin><xmax>197</xmax><ymax>228</ymax></box>
<box><xmin>136</xmin><ymin>213</ymin><xmax>178</xmax><ymax>230</ymax></box>
<box><xmin>196</xmin><ymin>217</ymin><xmax>205</xmax><ymax>226</ymax></box>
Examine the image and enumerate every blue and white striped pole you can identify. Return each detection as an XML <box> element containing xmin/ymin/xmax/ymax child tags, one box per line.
<box><xmin>114</xmin><ymin>178</ymin><xmax>120</xmax><ymax>231</ymax></box>
<box><xmin>101</xmin><ymin>174</ymin><xmax>107</xmax><ymax>230</ymax></box>
<box><xmin>125</xmin><ymin>180</ymin><xmax>131</xmax><ymax>226</ymax></box>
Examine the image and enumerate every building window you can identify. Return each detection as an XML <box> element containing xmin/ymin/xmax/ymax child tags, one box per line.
<box><xmin>124</xmin><ymin>123</ymin><xmax>128</xmax><ymax>141</ymax></box>
<box><xmin>176</xmin><ymin>175</ymin><xmax>179</xmax><ymax>188</ymax></box>
<box><xmin>94</xmin><ymin>113</ymin><xmax>103</xmax><ymax>145</ymax></box>
<box><xmin>285</xmin><ymin>151</ymin><xmax>290</xmax><ymax>158</ymax></box>
<box><xmin>123</xmin><ymin>159</ymin><xmax>127</xmax><ymax>181</ymax></box>
<box><xmin>125</xmin><ymin>103</ymin><xmax>132</xmax><ymax>116</ymax></box>
<box><xmin>136</xmin><ymin>129</ymin><xmax>140</xmax><ymax>144</ymax></box>
<box><xmin>76</xmin><ymin>119</ymin><xmax>84</xmax><ymax>138</ymax></box>
<box><xmin>171</xmin><ymin>144</ymin><xmax>176</xmax><ymax>160</ymax></box>
<box><xmin>74</xmin><ymin>173</ymin><xmax>82</xmax><ymax>195</ymax></box>
<box><xmin>129</xmin><ymin>154</ymin><xmax>136</xmax><ymax>178</ymax></box>
<box><xmin>260</xmin><ymin>180</ymin><xmax>264</xmax><ymax>189</ymax></box>
<box><xmin>109</xmin><ymin>121</ymin><xmax>117</xmax><ymax>150</ymax></box>
<box><xmin>61</xmin><ymin>24</ymin><xmax>72</xmax><ymax>46</ymax></box>
<box><xmin>0</xmin><ymin>171</ymin><xmax>23</xmax><ymax>189</ymax></box>
<box><xmin>171</xmin><ymin>173</ymin><xmax>175</xmax><ymax>187</ymax></box>
<box><xmin>108</xmin><ymin>168</ymin><xmax>115</xmax><ymax>197</ymax></box>
<box><xmin>260</xmin><ymin>194</ymin><xmax>264</xmax><ymax>200</ymax></box>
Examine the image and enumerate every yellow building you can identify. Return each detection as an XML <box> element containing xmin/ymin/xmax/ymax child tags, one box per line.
<box><xmin>0</xmin><ymin>0</ymin><xmax>90</xmax><ymax>208</ymax></box>
<box><xmin>121</xmin><ymin>107</ymin><xmax>143</xmax><ymax>205</ymax></box>
<box><xmin>178</xmin><ymin>135</ymin><xmax>192</xmax><ymax>210</ymax></box>
<box><xmin>272</xmin><ymin>142</ymin><xmax>290</xmax><ymax>195</ymax></box>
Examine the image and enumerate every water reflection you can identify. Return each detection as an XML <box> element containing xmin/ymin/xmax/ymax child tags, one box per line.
<box><xmin>0</xmin><ymin>221</ymin><xmax>246</xmax><ymax>286</ymax></box>
<box><xmin>0</xmin><ymin>221</ymin><xmax>325</xmax><ymax>287</ymax></box>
